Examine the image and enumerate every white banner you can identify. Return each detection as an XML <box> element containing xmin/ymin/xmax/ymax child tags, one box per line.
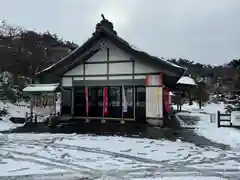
<box><xmin>146</xmin><ymin>74</ymin><xmax>163</xmax><ymax>118</ymax></box>
<box><xmin>122</xmin><ymin>85</ymin><xmax>128</xmax><ymax>112</ymax></box>
<box><xmin>146</xmin><ymin>87</ymin><xmax>163</xmax><ymax>118</ymax></box>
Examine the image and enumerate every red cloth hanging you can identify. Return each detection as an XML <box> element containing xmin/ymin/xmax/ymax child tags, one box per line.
<box><xmin>164</xmin><ymin>88</ymin><xmax>170</xmax><ymax>113</ymax></box>
<box><xmin>103</xmin><ymin>87</ymin><xmax>108</xmax><ymax>116</ymax></box>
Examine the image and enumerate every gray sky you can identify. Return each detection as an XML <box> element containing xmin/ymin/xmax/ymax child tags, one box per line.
<box><xmin>0</xmin><ymin>0</ymin><xmax>239</xmax><ymax>65</ymax></box>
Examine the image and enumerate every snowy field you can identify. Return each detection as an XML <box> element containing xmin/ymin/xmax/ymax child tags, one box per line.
<box><xmin>1</xmin><ymin>101</ymin><xmax>240</xmax><ymax>179</ymax></box>
<box><xmin>1</xmin><ymin>133</ymin><xmax>240</xmax><ymax>179</ymax></box>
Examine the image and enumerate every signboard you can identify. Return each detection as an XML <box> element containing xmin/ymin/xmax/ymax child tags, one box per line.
<box><xmin>32</xmin><ymin>93</ymin><xmax>55</xmax><ymax>107</ymax></box>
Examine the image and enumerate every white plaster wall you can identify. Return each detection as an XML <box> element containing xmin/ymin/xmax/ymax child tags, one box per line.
<box><xmin>135</xmin><ymin>60</ymin><xmax>159</xmax><ymax>74</ymax></box>
<box><xmin>134</xmin><ymin>75</ymin><xmax>146</xmax><ymax>79</ymax></box>
<box><xmin>109</xmin><ymin>76</ymin><xmax>132</xmax><ymax>80</ymax></box>
<box><xmin>85</xmin><ymin>63</ymin><xmax>107</xmax><ymax>75</ymax></box>
<box><xmin>73</xmin><ymin>77</ymin><xmax>83</xmax><ymax>80</ymax></box>
<box><xmin>85</xmin><ymin>76</ymin><xmax>107</xmax><ymax>80</ymax></box>
<box><xmin>109</xmin><ymin>62</ymin><xmax>133</xmax><ymax>74</ymax></box>
<box><xmin>87</xmin><ymin>49</ymin><xmax>107</xmax><ymax>62</ymax></box>
<box><xmin>108</xmin><ymin>41</ymin><xmax>131</xmax><ymax>61</ymax></box>
<box><xmin>65</xmin><ymin>64</ymin><xmax>83</xmax><ymax>76</ymax></box>
<box><xmin>62</xmin><ymin>77</ymin><xmax>72</xmax><ymax>87</ymax></box>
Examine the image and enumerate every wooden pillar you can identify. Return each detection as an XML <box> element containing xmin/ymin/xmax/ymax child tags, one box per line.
<box><xmin>30</xmin><ymin>95</ymin><xmax>34</xmax><ymax>122</ymax></box>
<box><xmin>71</xmin><ymin>87</ymin><xmax>74</xmax><ymax>116</ymax></box>
<box><xmin>121</xmin><ymin>85</ymin><xmax>124</xmax><ymax>119</ymax></box>
<box><xmin>217</xmin><ymin>111</ymin><xmax>220</xmax><ymax>128</ymax></box>
<box><xmin>53</xmin><ymin>93</ymin><xmax>57</xmax><ymax>115</ymax></box>
<box><xmin>133</xmin><ymin>86</ymin><xmax>136</xmax><ymax>120</ymax></box>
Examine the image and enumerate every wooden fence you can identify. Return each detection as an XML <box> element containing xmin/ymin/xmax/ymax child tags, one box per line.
<box><xmin>217</xmin><ymin>111</ymin><xmax>232</xmax><ymax>127</ymax></box>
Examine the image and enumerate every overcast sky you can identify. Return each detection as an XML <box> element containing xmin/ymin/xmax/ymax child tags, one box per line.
<box><xmin>0</xmin><ymin>0</ymin><xmax>239</xmax><ymax>65</ymax></box>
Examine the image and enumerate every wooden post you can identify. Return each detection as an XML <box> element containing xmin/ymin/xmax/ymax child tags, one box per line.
<box><xmin>230</xmin><ymin>114</ymin><xmax>232</xmax><ymax>126</ymax></box>
<box><xmin>133</xmin><ymin>86</ymin><xmax>136</xmax><ymax>120</ymax></box>
<box><xmin>25</xmin><ymin>112</ymin><xmax>28</xmax><ymax>123</ymax></box>
<box><xmin>34</xmin><ymin>114</ymin><xmax>37</xmax><ymax>126</ymax></box>
<box><xmin>217</xmin><ymin>111</ymin><xmax>220</xmax><ymax>128</ymax></box>
<box><xmin>30</xmin><ymin>96</ymin><xmax>34</xmax><ymax>122</ymax></box>
<box><xmin>53</xmin><ymin>93</ymin><xmax>57</xmax><ymax>116</ymax></box>
<box><xmin>121</xmin><ymin>85</ymin><xmax>123</xmax><ymax>119</ymax></box>
<box><xmin>71</xmin><ymin>88</ymin><xmax>74</xmax><ymax>116</ymax></box>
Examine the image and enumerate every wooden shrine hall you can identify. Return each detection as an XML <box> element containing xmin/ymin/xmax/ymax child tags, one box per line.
<box><xmin>34</xmin><ymin>15</ymin><xmax>190</xmax><ymax>127</ymax></box>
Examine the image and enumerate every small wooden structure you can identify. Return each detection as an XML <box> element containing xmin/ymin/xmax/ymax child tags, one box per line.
<box><xmin>22</xmin><ymin>83</ymin><xmax>62</xmax><ymax>123</ymax></box>
<box><xmin>217</xmin><ymin>111</ymin><xmax>232</xmax><ymax>127</ymax></box>
<box><xmin>173</xmin><ymin>76</ymin><xmax>197</xmax><ymax>111</ymax></box>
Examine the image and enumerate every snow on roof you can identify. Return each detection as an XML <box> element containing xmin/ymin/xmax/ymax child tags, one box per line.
<box><xmin>22</xmin><ymin>83</ymin><xmax>60</xmax><ymax>92</ymax></box>
<box><xmin>169</xmin><ymin>91</ymin><xmax>175</xmax><ymax>96</ymax></box>
<box><xmin>177</xmin><ymin>76</ymin><xmax>197</xmax><ymax>86</ymax></box>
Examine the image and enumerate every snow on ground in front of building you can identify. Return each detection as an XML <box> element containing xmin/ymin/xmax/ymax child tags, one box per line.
<box><xmin>0</xmin><ymin>101</ymin><xmax>30</xmax><ymax>131</ymax></box>
<box><xmin>0</xmin><ymin>99</ymin><xmax>61</xmax><ymax>131</ymax></box>
<box><xmin>0</xmin><ymin>133</ymin><xmax>238</xmax><ymax>179</ymax></box>
<box><xmin>175</xmin><ymin>102</ymin><xmax>240</xmax><ymax>149</ymax></box>
<box><xmin>174</xmin><ymin>102</ymin><xmax>226</xmax><ymax>114</ymax></box>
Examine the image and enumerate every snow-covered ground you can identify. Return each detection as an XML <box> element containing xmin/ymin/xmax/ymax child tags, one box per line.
<box><xmin>175</xmin><ymin>102</ymin><xmax>240</xmax><ymax>149</ymax></box>
<box><xmin>1</xmin><ymin>101</ymin><xmax>240</xmax><ymax>179</ymax></box>
<box><xmin>1</xmin><ymin>133</ymin><xmax>240</xmax><ymax>179</ymax></box>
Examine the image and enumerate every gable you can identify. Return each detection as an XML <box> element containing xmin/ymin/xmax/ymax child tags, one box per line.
<box><xmin>64</xmin><ymin>38</ymin><xmax>162</xmax><ymax>77</ymax></box>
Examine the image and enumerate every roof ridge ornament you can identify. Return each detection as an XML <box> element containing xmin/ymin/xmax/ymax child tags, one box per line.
<box><xmin>94</xmin><ymin>14</ymin><xmax>117</xmax><ymax>35</ymax></box>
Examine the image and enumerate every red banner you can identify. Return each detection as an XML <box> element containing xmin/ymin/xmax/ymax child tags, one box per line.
<box><xmin>103</xmin><ymin>87</ymin><xmax>108</xmax><ymax>116</ymax></box>
<box><xmin>85</xmin><ymin>87</ymin><xmax>88</xmax><ymax>115</ymax></box>
<box><xmin>164</xmin><ymin>88</ymin><xmax>170</xmax><ymax>113</ymax></box>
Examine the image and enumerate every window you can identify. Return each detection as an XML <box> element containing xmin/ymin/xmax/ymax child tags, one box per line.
<box><xmin>136</xmin><ymin>86</ymin><xmax>145</xmax><ymax>107</ymax></box>
<box><xmin>109</xmin><ymin>87</ymin><xmax>120</xmax><ymax>106</ymax></box>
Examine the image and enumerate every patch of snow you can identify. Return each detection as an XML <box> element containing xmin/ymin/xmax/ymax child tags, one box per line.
<box><xmin>23</xmin><ymin>83</ymin><xmax>60</xmax><ymax>92</ymax></box>
<box><xmin>177</xmin><ymin>76</ymin><xmax>197</xmax><ymax>86</ymax></box>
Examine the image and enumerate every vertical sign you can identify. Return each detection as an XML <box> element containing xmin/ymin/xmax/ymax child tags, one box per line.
<box><xmin>146</xmin><ymin>73</ymin><xmax>163</xmax><ymax>118</ymax></box>
<box><xmin>103</xmin><ymin>87</ymin><xmax>108</xmax><ymax>116</ymax></box>
<box><xmin>122</xmin><ymin>85</ymin><xmax>128</xmax><ymax>113</ymax></box>
<box><xmin>85</xmin><ymin>86</ymin><xmax>88</xmax><ymax>116</ymax></box>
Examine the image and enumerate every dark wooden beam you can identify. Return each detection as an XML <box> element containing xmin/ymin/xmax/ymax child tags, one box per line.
<box><xmin>62</xmin><ymin>72</ymin><xmax>160</xmax><ymax>78</ymax></box>
<box><xmin>85</xmin><ymin>59</ymin><xmax>133</xmax><ymax>64</ymax></box>
<box><xmin>107</xmin><ymin>48</ymin><xmax>109</xmax><ymax>80</ymax></box>
<box><xmin>132</xmin><ymin>58</ymin><xmax>135</xmax><ymax>79</ymax></box>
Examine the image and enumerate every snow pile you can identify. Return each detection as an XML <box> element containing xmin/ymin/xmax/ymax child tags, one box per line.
<box><xmin>177</xmin><ymin>76</ymin><xmax>196</xmax><ymax>86</ymax></box>
<box><xmin>0</xmin><ymin>101</ymin><xmax>29</xmax><ymax>118</ymax></box>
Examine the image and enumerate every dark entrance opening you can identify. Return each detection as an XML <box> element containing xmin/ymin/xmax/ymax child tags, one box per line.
<box><xmin>61</xmin><ymin>88</ymin><xmax>72</xmax><ymax>115</ymax></box>
<box><xmin>135</xmin><ymin>86</ymin><xmax>146</xmax><ymax>123</ymax></box>
<box><xmin>107</xmin><ymin>86</ymin><xmax>121</xmax><ymax>118</ymax></box>
<box><xmin>88</xmin><ymin>87</ymin><xmax>103</xmax><ymax>117</ymax></box>
<box><xmin>74</xmin><ymin>87</ymin><xmax>86</xmax><ymax>116</ymax></box>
